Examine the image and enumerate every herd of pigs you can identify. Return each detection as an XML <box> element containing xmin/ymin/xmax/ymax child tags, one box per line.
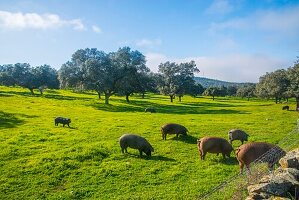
<box><xmin>119</xmin><ymin>123</ymin><xmax>286</xmax><ymax>174</ymax></box>
<box><xmin>54</xmin><ymin>115</ymin><xmax>286</xmax><ymax>174</ymax></box>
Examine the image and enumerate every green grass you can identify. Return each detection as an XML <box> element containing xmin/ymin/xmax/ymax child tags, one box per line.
<box><xmin>0</xmin><ymin>86</ymin><xmax>298</xmax><ymax>199</ymax></box>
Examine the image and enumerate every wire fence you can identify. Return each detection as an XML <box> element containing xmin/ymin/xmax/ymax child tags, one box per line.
<box><xmin>198</xmin><ymin>120</ymin><xmax>299</xmax><ymax>199</ymax></box>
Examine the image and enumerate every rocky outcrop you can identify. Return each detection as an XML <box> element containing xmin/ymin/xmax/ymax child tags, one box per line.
<box><xmin>246</xmin><ymin>148</ymin><xmax>299</xmax><ymax>200</ymax></box>
<box><xmin>279</xmin><ymin>149</ymin><xmax>299</xmax><ymax>169</ymax></box>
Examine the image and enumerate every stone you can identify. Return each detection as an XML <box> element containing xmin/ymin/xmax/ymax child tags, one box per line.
<box><xmin>274</xmin><ymin>167</ymin><xmax>299</xmax><ymax>181</ymax></box>
<box><xmin>279</xmin><ymin>148</ymin><xmax>299</xmax><ymax>169</ymax></box>
<box><xmin>245</xmin><ymin>192</ymin><xmax>271</xmax><ymax>199</ymax></box>
<box><xmin>271</xmin><ymin>197</ymin><xmax>291</xmax><ymax>200</ymax></box>
<box><xmin>248</xmin><ymin>172</ymin><xmax>299</xmax><ymax>196</ymax></box>
<box><xmin>246</xmin><ymin>149</ymin><xmax>299</xmax><ymax>200</ymax></box>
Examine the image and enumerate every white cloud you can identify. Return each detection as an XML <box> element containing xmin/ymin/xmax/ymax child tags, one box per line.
<box><xmin>136</xmin><ymin>39</ymin><xmax>161</xmax><ymax>48</ymax></box>
<box><xmin>209</xmin><ymin>18</ymin><xmax>248</xmax><ymax>33</ymax></box>
<box><xmin>208</xmin><ymin>6</ymin><xmax>299</xmax><ymax>35</ymax></box>
<box><xmin>92</xmin><ymin>25</ymin><xmax>102</xmax><ymax>33</ymax></box>
<box><xmin>145</xmin><ymin>52</ymin><xmax>168</xmax><ymax>72</ymax></box>
<box><xmin>0</xmin><ymin>11</ymin><xmax>85</xmax><ymax>31</ymax></box>
<box><xmin>146</xmin><ymin>52</ymin><xmax>289</xmax><ymax>83</ymax></box>
<box><xmin>205</xmin><ymin>0</ymin><xmax>233</xmax><ymax>15</ymax></box>
<box><xmin>257</xmin><ymin>6</ymin><xmax>299</xmax><ymax>34</ymax></box>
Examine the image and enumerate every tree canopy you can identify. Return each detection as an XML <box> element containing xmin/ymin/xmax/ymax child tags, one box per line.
<box><xmin>236</xmin><ymin>84</ymin><xmax>256</xmax><ymax>101</ymax></box>
<box><xmin>0</xmin><ymin>63</ymin><xmax>59</xmax><ymax>94</ymax></box>
<box><xmin>286</xmin><ymin>60</ymin><xmax>299</xmax><ymax>110</ymax></box>
<box><xmin>256</xmin><ymin>58</ymin><xmax>299</xmax><ymax>110</ymax></box>
<box><xmin>59</xmin><ymin>47</ymin><xmax>149</xmax><ymax>104</ymax></box>
<box><xmin>256</xmin><ymin>69</ymin><xmax>289</xmax><ymax>103</ymax></box>
<box><xmin>157</xmin><ymin>61</ymin><xmax>200</xmax><ymax>102</ymax></box>
<box><xmin>202</xmin><ymin>87</ymin><xmax>221</xmax><ymax>100</ymax></box>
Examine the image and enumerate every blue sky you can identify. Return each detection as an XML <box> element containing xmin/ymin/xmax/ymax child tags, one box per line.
<box><xmin>0</xmin><ymin>0</ymin><xmax>299</xmax><ymax>82</ymax></box>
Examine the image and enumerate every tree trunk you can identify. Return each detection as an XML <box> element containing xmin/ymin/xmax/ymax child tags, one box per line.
<box><xmin>38</xmin><ymin>87</ymin><xmax>43</xmax><ymax>95</ymax></box>
<box><xmin>275</xmin><ymin>97</ymin><xmax>278</xmax><ymax>104</ymax></box>
<box><xmin>104</xmin><ymin>92</ymin><xmax>110</xmax><ymax>104</ymax></box>
<box><xmin>170</xmin><ymin>95</ymin><xmax>174</xmax><ymax>102</ymax></box>
<box><xmin>247</xmin><ymin>96</ymin><xmax>250</xmax><ymax>101</ymax></box>
<box><xmin>29</xmin><ymin>88</ymin><xmax>34</xmax><ymax>95</ymax></box>
<box><xmin>141</xmin><ymin>93</ymin><xmax>145</xmax><ymax>99</ymax></box>
<box><xmin>179</xmin><ymin>96</ymin><xmax>182</xmax><ymax>102</ymax></box>
<box><xmin>296</xmin><ymin>97</ymin><xmax>299</xmax><ymax>111</ymax></box>
<box><xmin>97</xmin><ymin>92</ymin><xmax>101</xmax><ymax>99</ymax></box>
<box><xmin>126</xmin><ymin>95</ymin><xmax>130</xmax><ymax>103</ymax></box>
<box><xmin>212</xmin><ymin>95</ymin><xmax>215</xmax><ymax>100</ymax></box>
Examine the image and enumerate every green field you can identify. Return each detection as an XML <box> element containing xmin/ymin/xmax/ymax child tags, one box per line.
<box><xmin>0</xmin><ymin>86</ymin><xmax>298</xmax><ymax>199</ymax></box>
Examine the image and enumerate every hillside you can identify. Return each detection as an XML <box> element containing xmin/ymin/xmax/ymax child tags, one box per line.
<box><xmin>194</xmin><ymin>77</ymin><xmax>252</xmax><ymax>88</ymax></box>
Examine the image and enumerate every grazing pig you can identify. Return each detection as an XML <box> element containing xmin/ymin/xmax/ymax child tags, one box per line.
<box><xmin>282</xmin><ymin>105</ymin><xmax>289</xmax><ymax>110</ymax></box>
<box><xmin>145</xmin><ymin>107</ymin><xmax>156</xmax><ymax>113</ymax></box>
<box><xmin>228</xmin><ymin>129</ymin><xmax>249</xmax><ymax>144</ymax></box>
<box><xmin>236</xmin><ymin>142</ymin><xmax>286</xmax><ymax>174</ymax></box>
<box><xmin>119</xmin><ymin>134</ymin><xmax>154</xmax><ymax>156</ymax></box>
<box><xmin>161</xmin><ymin>123</ymin><xmax>188</xmax><ymax>140</ymax></box>
<box><xmin>55</xmin><ymin>117</ymin><xmax>71</xmax><ymax>127</ymax></box>
<box><xmin>197</xmin><ymin>136</ymin><xmax>233</xmax><ymax>160</ymax></box>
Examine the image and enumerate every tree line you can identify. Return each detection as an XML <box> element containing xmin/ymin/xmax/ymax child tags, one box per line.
<box><xmin>0</xmin><ymin>47</ymin><xmax>201</xmax><ymax>104</ymax></box>
<box><xmin>201</xmin><ymin>59</ymin><xmax>299</xmax><ymax>110</ymax></box>
<box><xmin>0</xmin><ymin>47</ymin><xmax>298</xmax><ymax>109</ymax></box>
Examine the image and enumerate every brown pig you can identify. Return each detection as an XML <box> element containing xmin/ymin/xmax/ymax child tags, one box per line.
<box><xmin>236</xmin><ymin>142</ymin><xmax>285</xmax><ymax>174</ymax></box>
<box><xmin>197</xmin><ymin>136</ymin><xmax>233</xmax><ymax>160</ymax></box>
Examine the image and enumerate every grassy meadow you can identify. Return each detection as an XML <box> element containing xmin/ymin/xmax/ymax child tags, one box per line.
<box><xmin>0</xmin><ymin>86</ymin><xmax>298</xmax><ymax>199</ymax></box>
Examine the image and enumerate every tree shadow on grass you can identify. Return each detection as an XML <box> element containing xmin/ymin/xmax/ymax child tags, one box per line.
<box><xmin>0</xmin><ymin>90</ymin><xmax>36</xmax><ymax>97</ymax></box>
<box><xmin>0</xmin><ymin>111</ymin><xmax>24</xmax><ymax>129</ymax></box>
<box><xmin>147</xmin><ymin>155</ymin><xmax>176</xmax><ymax>162</ymax></box>
<box><xmin>170</xmin><ymin>135</ymin><xmax>198</xmax><ymax>144</ymax></box>
<box><xmin>209</xmin><ymin>156</ymin><xmax>239</xmax><ymax>166</ymax></box>
<box><xmin>45</xmin><ymin>89</ymin><xmax>60</xmax><ymax>94</ymax></box>
<box><xmin>54</xmin><ymin>126</ymin><xmax>77</xmax><ymax>129</ymax></box>
<box><xmin>219</xmin><ymin>156</ymin><xmax>239</xmax><ymax>165</ymax></box>
<box><xmin>124</xmin><ymin>152</ymin><xmax>175</xmax><ymax>161</ymax></box>
<box><xmin>90</xmin><ymin>99</ymin><xmax>250</xmax><ymax>115</ymax></box>
<box><xmin>43</xmin><ymin>94</ymin><xmax>93</xmax><ymax>101</ymax></box>
<box><xmin>0</xmin><ymin>90</ymin><xmax>94</xmax><ymax>101</ymax></box>
<box><xmin>0</xmin><ymin>111</ymin><xmax>38</xmax><ymax>129</ymax></box>
<box><xmin>0</xmin><ymin>93</ymin><xmax>13</xmax><ymax>97</ymax></box>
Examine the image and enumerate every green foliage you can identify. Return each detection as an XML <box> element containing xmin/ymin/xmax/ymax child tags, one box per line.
<box><xmin>287</xmin><ymin>60</ymin><xmax>299</xmax><ymax>110</ymax></box>
<box><xmin>256</xmin><ymin>59</ymin><xmax>299</xmax><ymax>109</ymax></box>
<box><xmin>157</xmin><ymin>61</ymin><xmax>200</xmax><ymax>102</ymax></box>
<box><xmin>226</xmin><ymin>86</ymin><xmax>238</xmax><ymax>96</ymax></box>
<box><xmin>236</xmin><ymin>84</ymin><xmax>256</xmax><ymax>100</ymax></box>
<box><xmin>59</xmin><ymin>47</ymin><xmax>148</xmax><ymax>104</ymax></box>
<box><xmin>0</xmin><ymin>86</ymin><xmax>298</xmax><ymax>199</ymax></box>
<box><xmin>194</xmin><ymin>77</ymin><xmax>248</xmax><ymax>88</ymax></box>
<box><xmin>202</xmin><ymin>86</ymin><xmax>221</xmax><ymax>100</ymax></box>
<box><xmin>0</xmin><ymin>63</ymin><xmax>59</xmax><ymax>94</ymax></box>
<box><xmin>256</xmin><ymin>69</ymin><xmax>289</xmax><ymax>103</ymax></box>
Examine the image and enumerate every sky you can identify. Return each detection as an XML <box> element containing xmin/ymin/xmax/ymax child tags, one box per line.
<box><xmin>0</xmin><ymin>0</ymin><xmax>299</xmax><ymax>82</ymax></box>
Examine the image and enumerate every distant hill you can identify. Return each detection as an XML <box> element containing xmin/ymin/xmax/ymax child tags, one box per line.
<box><xmin>194</xmin><ymin>77</ymin><xmax>252</xmax><ymax>88</ymax></box>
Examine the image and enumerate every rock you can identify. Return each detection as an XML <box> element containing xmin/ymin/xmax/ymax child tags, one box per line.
<box><xmin>245</xmin><ymin>192</ymin><xmax>271</xmax><ymax>199</ymax></box>
<box><xmin>246</xmin><ymin>149</ymin><xmax>299</xmax><ymax>200</ymax></box>
<box><xmin>260</xmin><ymin>174</ymin><xmax>274</xmax><ymax>183</ymax></box>
<box><xmin>248</xmin><ymin>171</ymin><xmax>299</xmax><ymax>197</ymax></box>
<box><xmin>271</xmin><ymin>197</ymin><xmax>291</xmax><ymax>200</ymax></box>
<box><xmin>279</xmin><ymin>148</ymin><xmax>299</xmax><ymax>169</ymax></box>
<box><xmin>248</xmin><ymin>183</ymin><xmax>269</xmax><ymax>194</ymax></box>
<box><xmin>274</xmin><ymin>167</ymin><xmax>299</xmax><ymax>181</ymax></box>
